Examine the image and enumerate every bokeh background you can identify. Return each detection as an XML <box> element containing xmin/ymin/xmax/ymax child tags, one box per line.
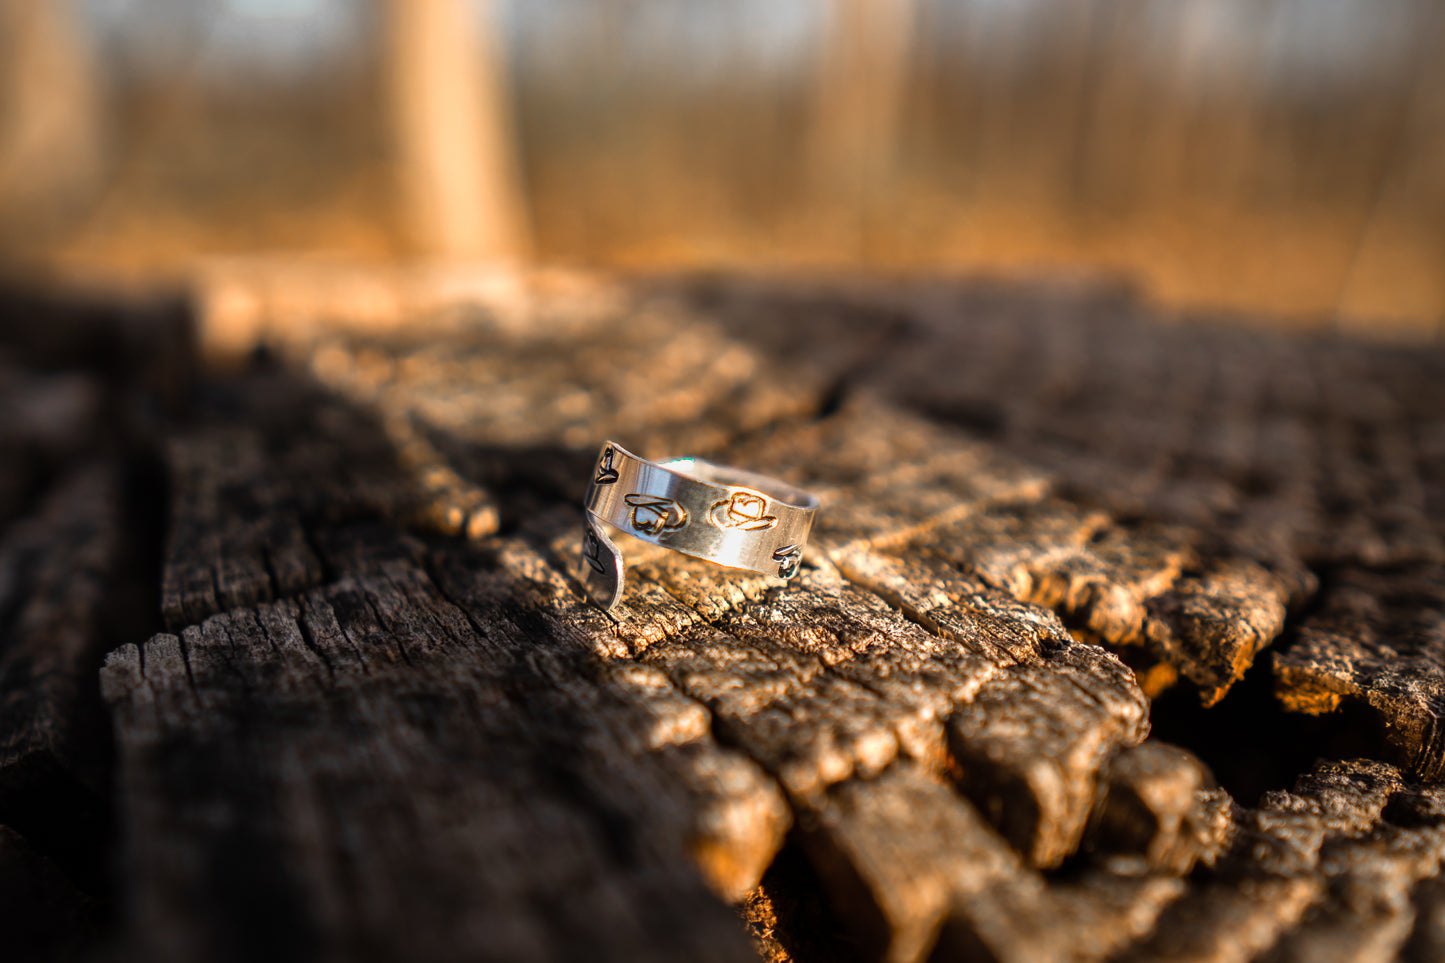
<box><xmin>1</xmin><ymin>0</ymin><xmax>1442</xmax><ymax>338</ymax></box>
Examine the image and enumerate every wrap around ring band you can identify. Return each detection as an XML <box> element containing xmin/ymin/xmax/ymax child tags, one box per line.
<box><xmin>580</xmin><ymin>441</ymin><xmax>820</xmax><ymax>612</ymax></box>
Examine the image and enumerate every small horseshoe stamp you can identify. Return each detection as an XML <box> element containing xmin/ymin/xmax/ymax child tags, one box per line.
<box><xmin>582</xmin><ymin>526</ymin><xmax>607</xmax><ymax>574</ymax></box>
<box><xmin>772</xmin><ymin>544</ymin><xmax>802</xmax><ymax>579</ymax></box>
<box><xmin>707</xmin><ymin>491</ymin><xmax>778</xmax><ymax>531</ymax></box>
<box><xmin>594</xmin><ymin>446</ymin><xmax>620</xmax><ymax>485</ymax></box>
<box><xmin>624</xmin><ymin>493</ymin><xmax>688</xmax><ymax>536</ymax></box>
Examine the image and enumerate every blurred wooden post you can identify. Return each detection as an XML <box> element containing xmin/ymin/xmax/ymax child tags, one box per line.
<box><xmin>1335</xmin><ymin>2</ymin><xmax>1445</xmax><ymax>340</ymax></box>
<box><xmin>807</xmin><ymin>0</ymin><xmax>915</xmax><ymax>253</ymax></box>
<box><xmin>383</xmin><ymin>0</ymin><xmax>530</xmax><ymax>260</ymax></box>
<box><xmin>0</xmin><ymin>0</ymin><xmax>105</xmax><ymax>239</ymax></box>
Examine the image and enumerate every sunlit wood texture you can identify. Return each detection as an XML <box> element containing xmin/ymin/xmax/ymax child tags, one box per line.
<box><xmin>807</xmin><ymin>0</ymin><xmax>916</xmax><ymax>252</ymax></box>
<box><xmin>383</xmin><ymin>0</ymin><xmax>530</xmax><ymax>259</ymax></box>
<box><xmin>0</xmin><ymin>0</ymin><xmax>104</xmax><ymax>243</ymax></box>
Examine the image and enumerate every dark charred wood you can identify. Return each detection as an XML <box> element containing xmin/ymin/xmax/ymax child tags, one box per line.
<box><xmin>0</xmin><ymin>823</ymin><xmax>96</xmax><ymax>960</ymax></box>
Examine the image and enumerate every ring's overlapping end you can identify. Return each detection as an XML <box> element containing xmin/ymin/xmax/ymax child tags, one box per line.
<box><xmin>580</xmin><ymin>516</ymin><xmax>624</xmax><ymax>612</ymax></box>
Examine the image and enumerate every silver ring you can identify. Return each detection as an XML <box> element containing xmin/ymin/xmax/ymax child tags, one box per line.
<box><xmin>579</xmin><ymin>441</ymin><xmax>820</xmax><ymax>611</ymax></box>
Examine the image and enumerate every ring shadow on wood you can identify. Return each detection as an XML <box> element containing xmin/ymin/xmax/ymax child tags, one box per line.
<box><xmin>112</xmin><ymin>360</ymin><xmax>778</xmax><ymax>963</ymax></box>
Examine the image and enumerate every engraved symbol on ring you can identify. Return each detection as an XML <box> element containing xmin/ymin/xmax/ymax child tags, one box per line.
<box><xmin>708</xmin><ymin>491</ymin><xmax>777</xmax><ymax>531</ymax></box>
<box><xmin>773</xmin><ymin>544</ymin><xmax>802</xmax><ymax>579</ymax></box>
<box><xmin>624</xmin><ymin>494</ymin><xmax>688</xmax><ymax>536</ymax></box>
<box><xmin>594</xmin><ymin>447</ymin><xmax>620</xmax><ymax>485</ymax></box>
<box><xmin>582</xmin><ymin>526</ymin><xmax>607</xmax><ymax>574</ymax></box>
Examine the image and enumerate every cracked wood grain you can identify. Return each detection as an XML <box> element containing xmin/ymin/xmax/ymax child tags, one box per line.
<box><xmin>0</xmin><ymin>462</ymin><xmax>120</xmax><ymax>892</ymax></box>
<box><xmin>1088</xmin><ymin>740</ymin><xmax>1233</xmax><ymax>876</ymax></box>
<box><xmin>27</xmin><ymin>264</ymin><xmax>1441</xmax><ymax>963</ymax></box>
<box><xmin>105</xmin><ymin>558</ymin><xmax>765</xmax><ymax>963</ymax></box>
<box><xmin>1274</xmin><ymin>564</ymin><xmax>1445</xmax><ymax>782</ymax></box>
<box><xmin>1112</xmin><ymin>761</ymin><xmax>1445</xmax><ymax>963</ymax></box>
<box><xmin>130</xmin><ymin>352</ymin><xmax>1171</xmax><ymax>962</ymax></box>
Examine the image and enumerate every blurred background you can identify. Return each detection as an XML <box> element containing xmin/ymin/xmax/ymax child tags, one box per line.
<box><xmin>1</xmin><ymin>0</ymin><xmax>1442</xmax><ymax>338</ymax></box>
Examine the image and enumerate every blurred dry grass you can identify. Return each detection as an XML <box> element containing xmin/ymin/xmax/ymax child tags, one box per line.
<box><xmin>2</xmin><ymin>0</ymin><xmax>1442</xmax><ymax>337</ymax></box>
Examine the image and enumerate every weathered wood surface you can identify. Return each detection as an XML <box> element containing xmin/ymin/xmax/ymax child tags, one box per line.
<box><xmin>0</xmin><ymin>283</ymin><xmax>184</xmax><ymax>959</ymax></box>
<box><xmin>3</xmin><ymin>264</ymin><xmax>1445</xmax><ymax>962</ymax></box>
